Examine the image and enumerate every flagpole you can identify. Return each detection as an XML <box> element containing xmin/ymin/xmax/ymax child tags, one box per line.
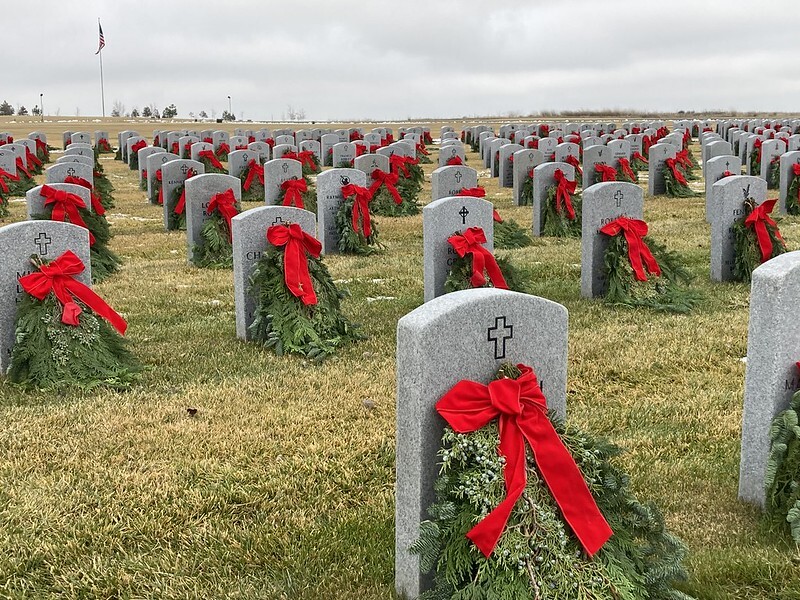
<box><xmin>98</xmin><ymin>18</ymin><xmax>106</xmax><ymax>117</ymax></box>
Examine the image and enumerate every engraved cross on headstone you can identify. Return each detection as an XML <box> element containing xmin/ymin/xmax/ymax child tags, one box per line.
<box><xmin>67</xmin><ymin>167</ymin><xmax>76</xmax><ymax>177</ymax></box>
<box><xmin>458</xmin><ymin>206</ymin><xmax>469</xmax><ymax>224</ymax></box>
<box><xmin>34</xmin><ymin>232</ymin><xmax>52</xmax><ymax>255</ymax></box>
<box><xmin>282</xmin><ymin>163</ymin><xmax>289</xmax><ymax>174</ymax></box>
<box><xmin>454</xmin><ymin>171</ymin><xmax>462</xmax><ymax>184</ymax></box>
<box><xmin>180</xmin><ymin>163</ymin><xmax>189</xmax><ymax>175</ymax></box>
<box><xmin>614</xmin><ymin>190</ymin><xmax>624</xmax><ymax>208</ymax></box>
<box><xmin>487</xmin><ymin>316</ymin><xmax>514</xmax><ymax>360</ymax></box>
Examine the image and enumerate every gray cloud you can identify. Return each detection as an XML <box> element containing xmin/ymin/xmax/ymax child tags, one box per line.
<box><xmin>5</xmin><ymin>0</ymin><xmax>800</xmax><ymax>120</ymax></box>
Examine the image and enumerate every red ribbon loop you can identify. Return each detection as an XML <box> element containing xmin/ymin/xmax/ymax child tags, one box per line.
<box><xmin>631</xmin><ymin>151</ymin><xmax>648</xmax><ymax>164</ymax></box>
<box><xmin>342</xmin><ymin>183</ymin><xmax>373</xmax><ymax>237</ymax></box>
<box><xmin>206</xmin><ymin>189</ymin><xmax>239</xmax><ymax>242</ymax></box>
<box><xmin>26</xmin><ymin>148</ymin><xmax>42</xmax><ymax>168</ymax></box>
<box><xmin>131</xmin><ymin>140</ymin><xmax>147</xmax><ymax>155</ymax></box>
<box><xmin>266</xmin><ymin>223</ymin><xmax>322</xmax><ymax>306</ymax></box>
<box><xmin>595</xmin><ymin>163</ymin><xmax>617</xmax><ymax>182</ymax></box>
<box><xmin>675</xmin><ymin>149</ymin><xmax>692</xmax><ymax>168</ymax></box>
<box><xmin>15</xmin><ymin>158</ymin><xmax>31</xmax><ymax>179</ymax></box>
<box><xmin>456</xmin><ymin>187</ymin><xmax>485</xmax><ymax>198</ymax></box>
<box><xmin>564</xmin><ymin>154</ymin><xmax>582</xmax><ymax>175</ymax></box>
<box><xmin>745</xmin><ymin>199</ymin><xmax>783</xmax><ymax>263</ymax></box>
<box><xmin>369</xmin><ymin>169</ymin><xmax>403</xmax><ymax>204</ymax></box>
<box><xmin>216</xmin><ymin>142</ymin><xmax>230</xmax><ymax>157</ymax></box>
<box><xmin>447</xmin><ymin>226</ymin><xmax>508</xmax><ymax>289</ymax></box>
<box><xmin>19</xmin><ymin>250</ymin><xmax>127</xmax><ymax>334</ymax></box>
<box><xmin>198</xmin><ymin>150</ymin><xmax>224</xmax><ymax>170</ymax></box>
<box><xmin>664</xmin><ymin>158</ymin><xmax>688</xmax><ymax>186</ymax></box>
<box><xmin>41</xmin><ymin>184</ymin><xmax>95</xmax><ymax>245</ymax></box>
<box><xmin>617</xmin><ymin>157</ymin><xmax>636</xmax><ymax>182</ymax></box>
<box><xmin>436</xmin><ymin>364</ymin><xmax>613</xmax><ymax>557</ymax></box>
<box><xmin>553</xmin><ymin>169</ymin><xmax>577</xmax><ymax>220</ymax></box>
<box><xmin>599</xmin><ymin>217</ymin><xmax>661</xmax><ymax>281</ymax></box>
<box><xmin>243</xmin><ymin>159</ymin><xmax>265</xmax><ymax>191</ymax></box>
<box><xmin>64</xmin><ymin>175</ymin><xmax>105</xmax><ymax>216</ymax></box>
<box><xmin>280</xmin><ymin>178</ymin><xmax>307</xmax><ymax>208</ymax></box>
<box><xmin>446</xmin><ymin>156</ymin><xmax>463</xmax><ymax>166</ymax></box>
<box><xmin>155</xmin><ymin>169</ymin><xmax>164</xmax><ymax>205</ymax></box>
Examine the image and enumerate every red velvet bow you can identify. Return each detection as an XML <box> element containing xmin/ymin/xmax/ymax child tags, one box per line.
<box><xmin>642</xmin><ymin>135</ymin><xmax>653</xmax><ymax>155</ymax></box>
<box><xmin>618</xmin><ymin>157</ymin><xmax>636</xmax><ymax>182</ymax></box>
<box><xmin>349</xmin><ymin>131</ymin><xmax>363</xmax><ymax>142</ymax></box>
<box><xmin>492</xmin><ymin>209</ymin><xmax>503</xmax><ymax>223</ymax></box>
<box><xmin>19</xmin><ymin>250</ymin><xmax>127</xmax><ymax>333</ymax></box>
<box><xmin>41</xmin><ymin>184</ymin><xmax>95</xmax><ymax>245</ymax></box>
<box><xmin>564</xmin><ymin>154</ymin><xmax>582</xmax><ymax>175</ymax></box>
<box><xmin>721</xmin><ymin>170</ymin><xmax>735</xmax><ymax>178</ymax></box>
<box><xmin>171</xmin><ymin>142</ymin><xmax>180</xmax><ymax>155</ymax></box>
<box><xmin>266</xmin><ymin>138</ymin><xmax>276</xmax><ymax>148</ymax></box>
<box><xmin>131</xmin><ymin>140</ymin><xmax>147</xmax><ymax>156</ymax></box>
<box><xmin>15</xmin><ymin>157</ymin><xmax>31</xmax><ymax>179</ymax></box>
<box><xmin>25</xmin><ymin>148</ymin><xmax>42</xmax><ymax>168</ymax></box>
<box><xmin>279</xmin><ymin>179</ymin><xmax>307</xmax><ymax>208</ymax></box>
<box><xmin>599</xmin><ymin>217</ymin><xmax>661</xmax><ymax>281</ymax></box>
<box><xmin>354</xmin><ymin>144</ymin><xmax>367</xmax><ymax>157</ymax></box>
<box><xmin>675</xmin><ymin>149</ymin><xmax>692</xmax><ymax>168</ymax></box>
<box><xmin>447</xmin><ymin>227</ymin><xmax>508</xmax><ymax>289</ymax></box>
<box><xmin>206</xmin><ymin>189</ymin><xmax>239</xmax><ymax>242</ymax></box>
<box><xmin>436</xmin><ymin>363</ymin><xmax>612</xmax><ymax>557</ymax></box>
<box><xmin>369</xmin><ymin>169</ymin><xmax>403</xmax><ymax>204</ymax></box>
<box><xmin>174</xmin><ymin>168</ymin><xmax>197</xmax><ymax>215</ymax></box>
<box><xmin>155</xmin><ymin>169</ymin><xmax>163</xmax><ymax>205</ymax></box>
<box><xmin>342</xmin><ymin>183</ymin><xmax>373</xmax><ymax>237</ymax></box>
<box><xmin>631</xmin><ymin>151</ymin><xmax>648</xmax><ymax>164</ymax></box>
<box><xmin>266</xmin><ymin>223</ymin><xmax>322</xmax><ymax>306</ymax></box>
<box><xmin>98</xmin><ymin>138</ymin><xmax>112</xmax><ymax>152</ymax></box>
<box><xmin>753</xmin><ymin>138</ymin><xmax>763</xmax><ymax>164</ymax></box>
<box><xmin>202</xmin><ymin>137</ymin><xmax>213</xmax><ymax>144</ymax></box>
<box><xmin>63</xmin><ymin>175</ymin><xmax>105</xmax><ymax>216</ymax></box>
<box><xmin>153</xmin><ymin>136</ymin><xmax>160</xmax><ymax>146</ymax></box>
<box><xmin>35</xmin><ymin>138</ymin><xmax>49</xmax><ymax>156</ymax></box>
<box><xmin>446</xmin><ymin>156</ymin><xmax>463</xmax><ymax>166</ymax></box>
<box><xmin>216</xmin><ymin>142</ymin><xmax>230</xmax><ymax>156</ymax></box>
<box><xmin>553</xmin><ymin>169</ymin><xmax>577</xmax><ymax>220</ymax></box>
<box><xmin>745</xmin><ymin>199</ymin><xmax>784</xmax><ymax>263</ymax></box>
<box><xmin>664</xmin><ymin>158</ymin><xmax>688</xmax><ymax>186</ymax></box>
<box><xmin>416</xmin><ymin>143</ymin><xmax>429</xmax><ymax>156</ymax></box>
<box><xmin>456</xmin><ymin>187</ymin><xmax>486</xmax><ymax>198</ymax></box>
<box><xmin>235</xmin><ymin>144</ymin><xmax>248</xmax><ymax>151</ymax></box>
<box><xmin>248</xmin><ymin>136</ymin><xmax>256</xmax><ymax>143</ymax></box>
<box><xmin>595</xmin><ymin>163</ymin><xmax>617</xmax><ymax>182</ymax></box>
<box><xmin>198</xmin><ymin>150</ymin><xmax>224</xmax><ymax>169</ymax></box>
<box><xmin>632</xmin><ymin>127</ymin><xmax>641</xmax><ymax>134</ymax></box>
<box><xmin>0</xmin><ymin>168</ymin><xmax>18</xmax><ymax>193</ymax></box>
<box><xmin>243</xmin><ymin>159</ymin><xmax>265</xmax><ymax>191</ymax></box>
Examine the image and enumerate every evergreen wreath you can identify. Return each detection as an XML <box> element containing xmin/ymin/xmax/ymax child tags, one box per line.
<box><xmin>411</xmin><ymin>363</ymin><xmax>694</xmax><ymax>600</ymax></box>
<box><xmin>248</xmin><ymin>226</ymin><xmax>363</xmax><ymax>361</ymax></box>
<box><xmin>35</xmin><ymin>139</ymin><xmax>51</xmax><ymax>163</ymax></box>
<box><xmin>370</xmin><ymin>170</ymin><xmax>419</xmax><ymax>217</ymax></box>
<box><xmin>11</xmin><ymin>160</ymin><xmax>36</xmax><ymax>195</ymax></box>
<box><xmin>96</xmin><ymin>138</ymin><xmax>114</xmax><ymax>154</ymax></box>
<box><xmin>444</xmin><ymin>227</ymin><xmax>527</xmax><ymax>294</ymax></box>
<box><xmin>767</xmin><ymin>157</ymin><xmax>781</xmax><ymax>190</ymax></box>
<box><xmin>630</xmin><ymin>152</ymin><xmax>648</xmax><ymax>173</ymax></box>
<box><xmin>8</xmin><ymin>253</ymin><xmax>142</xmax><ymax>391</ymax></box>
<box><xmin>765</xmin><ymin>383</ymin><xmax>800</xmax><ymax>544</ymax></box>
<box><xmin>191</xmin><ymin>190</ymin><xmax>240</xmax><ymax>269</ymax></box>
<box><xmin>150</xmin><ymin>170</ymin><xmax>164</xmax><ymax>205</ymax></box>
<box><xmin>564</xmin><ymin>156</ymin><xmax>583</xmax><ymax>187</ymax></box>
<box><xmin>240</xmin><ymin>161</ymin><xmax>265</xmax><ymax>202</ymax></box>
<box><xmin>139</xmin><ymin>169</ymin><xmax>149</xmax><ymax>191</ymax></box>
<box><xmin>602</xmin><ymin>218</ymin><xmax>700</xmax><ymax>313</ymax></box>
<box><xmin>749</xmin><ymin>145</ymin><xmax>762</xmax><ymax>179</ymax></box>
<box><xmin>197</xmin><ymin>151</ymin><xmax>227</xmax><ymax>174</ymax></box>
<box><xmin>617</xmin><ymin>158</ymin><xmax>637</xmax><ymax>184</ymax></box>
<box><xmin>519</xmin><ymin>169</ymin><xmax>534</xmax><ymax>206</ymax></box>
<box><xmin>335</xmin><ymin>184</ymin><xmax>381</xmax><ymax>255</ymax></box>
<box><xmin>168</xmin><ymin>185</ymin><xmax>187</xmax><ymax>230</ymax></box>
<box><xmin>542</xmin><ymin>176</ymin><xmax>582</xmax><ymax>238</ymax></box>
<box><xmin>732</xmin><ymin>197</ymin><xmax>787</xmax><ymax>283</ymax></box>
<box><xmin>493</xmin><ymin>211</ymin><xmax>532</xmax><ymax>249</ymax></box>
<box><xmin>662</xmin><ymin>160</ymin><xmax>698</xmax><ymax>198</ymax></box>
<box><xmin>0</xmin><ymin>192</ymin><xmax>9</xmax><ymax>218</ymax></box>
<box><xmin>787</xmin><ymin>166</ymin><xmax>800</xmax><ymax>215</ymax></box>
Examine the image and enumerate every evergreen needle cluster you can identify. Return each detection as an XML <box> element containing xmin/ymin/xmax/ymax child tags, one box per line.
<box><xmin>766</xmin><ymin>389</ymin><xmax>800</xmax><ymax>544</ymax></box>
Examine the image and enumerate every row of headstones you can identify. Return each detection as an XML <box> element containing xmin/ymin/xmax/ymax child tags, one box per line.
<box><xmin>393</xmin><ymin>244</ymin><xmax>800</xmax><ymax>597</ymax></box>
<box><xmin>717</xmin><ymin>118</ymin><xmax>800</xmax><ymax>136</ymax></box>
<box><xmin>0</xmin><ymin>132</ymin><xmax>48</xmax><ymax>180</ymax></box>
<box><xmin>463</xmin><ymin>119</ymin><xmax>669</xmax><ymax>141</ymax></box>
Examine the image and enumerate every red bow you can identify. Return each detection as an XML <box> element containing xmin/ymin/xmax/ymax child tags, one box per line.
<box><xmin>64</xmin><ymin>175</ymin><xmax>105</xmax><ymax>216</ymax></box>
<box><xmin>447</xmin><ymin>227</ymin><xmax>508</xmax><ymax>289</ymax></box>
<box><xmin>436</xmin><ymin>364</ymin><xmax>612</xmax><ymax>557</ymax></box>
<box><xmin>369</xmin><ymin>169</ymin><xmax>403</xmax><ymax>204</ymax></box>
<box><xmin>131</xmin><ymin>140</ymin><xmax>147</xmax><ymax>156</ymax></box>
<box><xmin>618</xmin><ymin>157</ymin><xmax>636</xmax><ymax>182</ymax></box>
<box><xmin>153</xmin><ymin>136</ymin><xmax>161</xmax><ymax>146</ymax></box>
<box><xmin>18</xmin><ymin>250</ymin><xmax>126</xmax><ymax>334</ymax></box>
<box><xmin>753</xmin><ymin>138</ymin><xmax>763</xmax><ymax>164</ymax></box>
<box><xmin>456</xmin><ymin>187</ymin><xmax>486</xmax><ymax>198</ymax></box>
<box><xmin>198</xmin><ymin>150</ymin><xmax>224</xmax><ymax>170</ymax></box>
<box><xmin>235</xmin><ymin>144</ymin><xmax>248</xmax><ymax>151</ymax></box>
<box><xmin>342</xmin><ymin>183</ymin><xmax>373</xmax><ymax>237</ymax></box>
<box><xmin>631</xmin><ymin>151</ymin><xmax>648</xmax><ymax>164</ymax></box>
<box><xmin>349</xmin><ymin>131</ymin><xmax>363</xmax><ymax>142</ymax></box>
<box><xmin>416</xmin><ymin>143</ymin><xmax>429</xmax><ymax>156</ymax></box>
<box><xmin>642</xmin><ymin>135</ymin><xmax>652</xmax><ymax>155</ymax></box>
<box><xmin>564</xmin><ymin>154</ymin><xmax>582</xmax><ymax>175</ymax></box>
<box><xmin>216</xmin><ymin>142</ymin><xmax>230</xmax><ymax>157</ymax></box>
<box><xmin>284</xmin><ymin>150</ymin><xmax>316</xmax><ymax>171</ymax></box>
<box><xmin>390</xmin><ymin>155</ymin><xmax>418</xmax><ymax>178</ymax></box>
<box><xmin>25</xmin><ymin>148</ymin><xmax>42</xmax><ymax>168</ymax></box>
<box><xmin>171</xmin><ymin>142</ymin><xmax>180</xmax><ymax>155</ymax></box>
<box><xmin>41</xmin><ymin>184</ymin><xmax>95</xmax><ymax>245</ymax></box>
<box><xmin>594</xmin><ymin>163</ymin><xmax>617</xmax><ymax>182</ymax></box>
<box><xmin>721</xmin><ymin>170</ymin><xmax>735</xmax><ymax>178</ymax></box>
<box><xmin>174</xmin><ymin>168</ymin><xmax>197</xmax><ymax>215</ymax></box>
<box><xmin>202</xmin><ymin>137</ymin><xmax>213</xmax><ymax>144</ymax></box>
<box><xmin>248</xmin><ymin>136</ymin><xmax>256</xmax><ymax>143</ymax></box>
<box><xmin>446</xmin><ymin>156</ymin><xmax>463</xmax><ymax>166</ymax></box>
<box><xmin>745</xmin><ymin>199</ymin><xmax>784</xmax><ymax>263</ymax></box>
<box><xmin>0</xmin><ymin>168</ymin><xmax>18</xmax><ymax>193</ymax></box>
<box><xmin>15</xmin><ymin>158</ymin><xmax>31</xmax><ymax>179</ymax></box>
<box><xmin>599</xmin><ymin>217</ymin><xmax>661</xmax><ymax>281</ymax></box>
<box><xmin>265</xmin><ymin>138</ymin><xmax>275</xmax><ymax>148</ymax></box>
<box><xmin>492</xmin><ymin>209</ymin><xmax>503</xmax><ymax>223</ymax></box>
<box><xmin>553</xmin><ymin>169</ymin><xmax>577</xmax><ymax>220</ymax></box>
<box><xmin>664</xmin><ymin>158</ymin><xmax>688</xmax><ymax>186</ymax></box>
<box><xmin>631</xmin><ymin>127</ymin><xmax>641</xmax><ymax>134</ymax></box>
<box><xmin>243</xmin><ymin>159</ymin><xmax>265</xmax><ymax>191</ymax></box>
<box><xmin>206</xmin><ymin>189</ymin><xmax>239</xmax><ymax>242</ymax></box>
<box><xmin>354</xmin><ymin>144</ymin><xmax>367</xmax><ymax>157</ymax></box>
<box><xmin>280</xmin><ymin>178</ymin><xmax>307</xmax><ymax>208</ymax></box>
<box><xmin>675</xmin><ymin>149</ymin><xmax>692</xmax><ymax>168</ymax></box>
<box><xmin>98</xmin><ymin>138</ymin><xmax>112</xmax><ymax>152</ymax></box>
<box><xmin>266</xmin><ymin>223</ymin><xmax>322</xmax><ymax>306</ymax></box>
<box><xmin>155</xmin><ymin>169</ymin><xmax>163</xmax><ymax>205</ymax></box>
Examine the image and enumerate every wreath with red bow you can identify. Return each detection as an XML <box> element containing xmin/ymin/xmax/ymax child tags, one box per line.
<box><xmin>732</xmin><ymin>197</ymin><xmax>787</xmax><ymax>282</ymax></box>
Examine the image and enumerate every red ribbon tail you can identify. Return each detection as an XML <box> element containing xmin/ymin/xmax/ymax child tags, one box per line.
<box><xmin>481</xmin><ymin>248</ymin><xmax>509</xmax><ymax>289</ymax></box>
<box><xmin>67</xmin><ymin>281</ymin><xmax>128</xmax><ymax>335</ymax></box>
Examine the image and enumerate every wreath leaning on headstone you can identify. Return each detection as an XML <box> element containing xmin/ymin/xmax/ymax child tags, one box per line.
<box><xmin>542</xmin><ymin>169</ymin><xmax>581</xmax><ymax>238</ymax></box>
<box><xmin>248</xmin><ymin>222</ymin><xmax>363</xmax><ymax>361</ymax></box>
<box><xmin>519</xmin><ymin>168</ymin><xmax>534</xmax><ymax>206</ymax></box>
<box><xmin>662</xmin><ymin>158</ymin><xmax>698</xmax><ymax>198</ymax></box>
<box><xmin>240</xmin><ymin>159</ymin><xmax>265</xmax><ymax>202</ymax></box>
<box><xmin>444</xmin><ymin>226</ymin><xmax>528</xmax><ymax>294</ymax></box>
<box><xmin>8</xmin><ymin>251</ymin><xmax>142</xmax><ymax>391</ymax></box>
<box><xmin>767</xmin><ymin>156</ymin><xmax>781</xmax><ymax>190</ymax></box>
<box><xmin>601</xmin><ymin>216</ymin><xmax>700</xmax><ymax>313</ymax></box>
<box><xmin>787</xmin><ymin>165</ymin><xmax>800</xmax><ymax>215</ymax></box>
<box><xmin>411</xmin><ymin>362</ymin><xmax>694</xmax><ymax>600</ymax></box>
<box><xmin>732</xmin><ymin>196</ymin><xmax>787</xmax><ymax>283</ymax></box>
<box><xmin>765</xmin><ymin>377</ymin><xmax>800</xmax><ymax>545</ymax></box>
<box><xmin>335</xmin><ymin>182</ymin><xmax>381</xmax><ymax>255</ymax></box>
<box><xmin>192</xmin><ymin>189</ymin><xmax>240</xmax><ymax>269</ymax></box>
<box><xmin>369</xmin><ymin>168</ymin><xmax>419</xmax><ymax>217</ymax></box>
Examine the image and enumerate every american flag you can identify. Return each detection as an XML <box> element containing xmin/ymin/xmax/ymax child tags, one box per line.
<box><xmin>95</xmin><ymin>21</ymin><xmax>105</xmax><ymax>54</ymax></box>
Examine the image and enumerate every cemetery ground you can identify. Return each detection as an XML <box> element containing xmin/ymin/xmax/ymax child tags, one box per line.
<box><xmin>1</xmin><ymin>119</ymin><xmax>800</xmax><ymax>599</ymax></box>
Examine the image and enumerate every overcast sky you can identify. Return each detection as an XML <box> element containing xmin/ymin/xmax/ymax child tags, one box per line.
<box><xmin>5</xmin><ymin>0</ymin><xmax>800</xmax><ymax>121</ymax></box>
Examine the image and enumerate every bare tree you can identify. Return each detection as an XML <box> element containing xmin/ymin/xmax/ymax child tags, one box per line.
<box><xmin>111</xmin><ymin>100</ymin><xmax>125</xmax><ymax>118</ymax></box>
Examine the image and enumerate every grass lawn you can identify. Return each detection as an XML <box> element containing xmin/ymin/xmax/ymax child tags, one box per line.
<box><xmin>0</xmin><ymin>117</ymin><xmax>799</xmax><ymax>599</ymax></box>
